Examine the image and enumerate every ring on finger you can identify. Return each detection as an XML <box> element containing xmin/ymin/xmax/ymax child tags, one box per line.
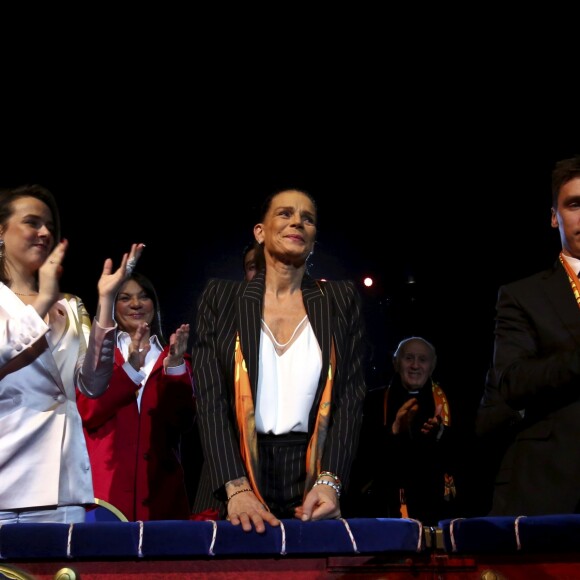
<box><xmin>126</xmin><ymin>257</ymin><xmax>137</xmax><ymax>275</ymax></box>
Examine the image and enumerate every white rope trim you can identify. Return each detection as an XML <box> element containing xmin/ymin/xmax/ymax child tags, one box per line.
<box><xmin>137</xmin><ymin>520</ymin><xmax>144</xmax><ymax>558</ymax></box>
<box><xmin>208</xmin><ymin>520</ymin><xmax>217</xmax><ymax>556</ymax></box>
<box><xmin>279</xmin><ymin>520</ymin><xmax>287</xmax><ymax>555</ymax></box>
<box><xmin>449</xmin><ymin>517</ymin><xmax>465</xmax><ymax>553</ymax></box>
<box><xmin>67</xmin><ymin>523</ymin><xmax>74</xmax><ymax>558</ymax></box>
<box><xmin>514</xmin><ymin>515</ymin><xmax>526</xmax><ymax>551</ymax></box>
<box><xmin>339</xmin><ymin>518</ymin><xmax>359</xmax><ymax>553</ymax></box>
<box><xmin>405</xmin><ymin>517</ymin><xmax>424</xmax><ymax>552</ymax></box>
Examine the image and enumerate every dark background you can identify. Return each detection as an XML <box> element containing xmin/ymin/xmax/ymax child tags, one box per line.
<box><xmin>2</xmin><ymin>74</ymin><xmax>578</xmax><ymax>514</ymax></box>
<box><xmin>4</xmin><ymin>134</ymin><xmax>576</xmax><ymax>399</ymax></box>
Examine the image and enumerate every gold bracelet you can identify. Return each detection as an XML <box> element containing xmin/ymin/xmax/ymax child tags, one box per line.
<box><xmin>226</xmin><ymin>488</ymin><xmax>253</xmax><ymax>502</ymax></box>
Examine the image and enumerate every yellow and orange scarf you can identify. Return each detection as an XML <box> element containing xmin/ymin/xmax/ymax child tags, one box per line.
<box><xmin>234</xmin><ymin>332</ymin><xmax>336</xmax><ymax>507</ymax></box>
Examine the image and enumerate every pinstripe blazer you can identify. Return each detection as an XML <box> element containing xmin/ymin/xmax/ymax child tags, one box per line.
<box><xmin>192</xmin><ymin>270</ymin><xmax>368</xmax><ymax>502</ymax></box>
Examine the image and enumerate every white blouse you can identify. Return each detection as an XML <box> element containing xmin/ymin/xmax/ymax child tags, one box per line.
<box><xmin>255</xmin><ymin>317</ymin><xmax>322</xmax><ymax>434</ymax></box>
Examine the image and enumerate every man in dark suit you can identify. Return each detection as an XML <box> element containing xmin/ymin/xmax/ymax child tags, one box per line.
<box><xmin>477</xmin><ymin>153</ymin><xmax>580</xmax><ymax>515</ymax></box>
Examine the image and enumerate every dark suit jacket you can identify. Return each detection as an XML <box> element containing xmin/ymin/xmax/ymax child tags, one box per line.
<box><xmin>192</xmin><ymin>270</ymin><xmax>368</xmax><ymax>506</ymax></box>
<box><xmin>481</xmin><ymin>259</ymin><xmax>580</xmax><ymax>515</ymax></box>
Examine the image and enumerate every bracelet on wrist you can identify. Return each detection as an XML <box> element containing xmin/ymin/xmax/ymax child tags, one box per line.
<box><xmin>317</xmin><ymin>471</ymin><xmax>343</xmax><ymax>495</ymax></box>
<box><xmin>226</xmin><ymin>488</ymin><xmax>253</xmax><ymax>502</ymax></box>
<box><xmin>318</xmin><ymin>471</ymin><xmax>342</xmax><ymax>485</ymax></box>
<box><xmin>313</xmin><ymin>479</ymin><xmax>341</xmax><ymax>498</ymax></box>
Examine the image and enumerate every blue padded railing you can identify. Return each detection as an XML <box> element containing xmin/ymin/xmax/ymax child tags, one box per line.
<box><xmin>0</xmin><ymin>517</ymin><xmax>423</xmax><ymax>561</ymax></box>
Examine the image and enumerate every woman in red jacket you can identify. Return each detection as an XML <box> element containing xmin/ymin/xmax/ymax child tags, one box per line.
<box><xmin>77</xmin><ymin>271</ymin><xmax>195</xmax><ymax>521</ymax></box>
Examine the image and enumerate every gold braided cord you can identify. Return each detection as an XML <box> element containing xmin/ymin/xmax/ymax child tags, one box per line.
<box><xmin>559</xmin><ymin>252</ymin><xmax>580</xmax><ymax>306</ymax></box>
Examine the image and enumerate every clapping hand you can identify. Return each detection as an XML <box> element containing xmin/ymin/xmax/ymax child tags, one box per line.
<box><xmin>36</xmin><ymin>239</ymin><xmax>69</xmax><ymax>312</ymax></box>
<box><xmin>392</xmin><ymin>397</ymin><xmax>419</xmax><ymax>434</ymax></box>
<box><xmin>421</xmin><ymin>403</ymin><xmax>444</xmax><ymax>436</ymax></box>
<box><xmin>164</xmin><ymin>324</ymin><xmax>190</xmax><ymax>369</ymax></box>
<box><xmin>127</xmin><ymin>322</ymin><xmax>151</xmax><ymax>371</ymax></box>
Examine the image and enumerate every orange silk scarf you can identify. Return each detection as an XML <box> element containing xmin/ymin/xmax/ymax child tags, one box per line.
<box><xmin>234</xmin><ymin>332</ymin><xmax>336</xmax><ymax>506</ymax></box>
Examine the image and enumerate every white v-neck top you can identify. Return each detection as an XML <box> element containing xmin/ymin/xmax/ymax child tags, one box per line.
<box><xmin>255</xmin><ymin>318</ymin><xmax>322</xmax><ymax>434</ymax></box>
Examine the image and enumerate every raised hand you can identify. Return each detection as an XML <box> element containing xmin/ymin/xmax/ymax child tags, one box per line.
<box><xmin>98</xmin><ymin>243</ymin><xmax>145</xmax><ymax>301</ymax></box>
<box><xmin>34</xmin><ymin>239</ymin><xmax>69</xmax><ymax>316</ymax></box>
<box><xmin>96</xmin><ymin>243</ymin><xmax>145</xmax><ymax>327</ymax></box>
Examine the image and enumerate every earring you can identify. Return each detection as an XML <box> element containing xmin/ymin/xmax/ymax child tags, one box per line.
<box><xmin>0</xmin><ymin>239</ymin><xmax>4</xmax><ymax>259</ymax></box>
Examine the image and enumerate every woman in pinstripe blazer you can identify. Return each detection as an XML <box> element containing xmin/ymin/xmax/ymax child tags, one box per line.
<box><xmin>192</xmin><ymin>189</ymin><xmax>368</xmax><ymax>532</ymax></box>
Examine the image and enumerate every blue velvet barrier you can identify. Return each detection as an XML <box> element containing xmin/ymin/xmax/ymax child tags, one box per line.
<box><xmin>72</xmin><ymin>523</ymin><xmax>141</xmax><ymax>558</ymax></box>
<box><xmin>439</xmin><ymin>516</ymin><xmax>519</xmax><ymax>553</ymax></box>
<box><xmin>6</xmin><ymin>517</ymin><xmax>580</xmax><ymax>579</ymax></box>
<box><xmin>517</xmin><ymin>514</ymin><xmax>580</xmax><ymax>553</ymax></box>
<box><xmin>0</xmin><ymin>524</ymin><xmax>71</xmax><ymax>560</ymax></box>
<box><xmin>439</xmin><ymin>514</ymin><xmax>580</xmax><ymax>554</ymax></box>
<box><xmin>0</xmin><ymin>518</ymin><xmax>423</xmax><ymax>561</ymax></box>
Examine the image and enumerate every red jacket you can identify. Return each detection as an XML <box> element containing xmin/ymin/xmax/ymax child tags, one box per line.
<box><xmin>77</xmin><ymin>346</ymin><xmax>195</xmax><ymax>521</ymax></box>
